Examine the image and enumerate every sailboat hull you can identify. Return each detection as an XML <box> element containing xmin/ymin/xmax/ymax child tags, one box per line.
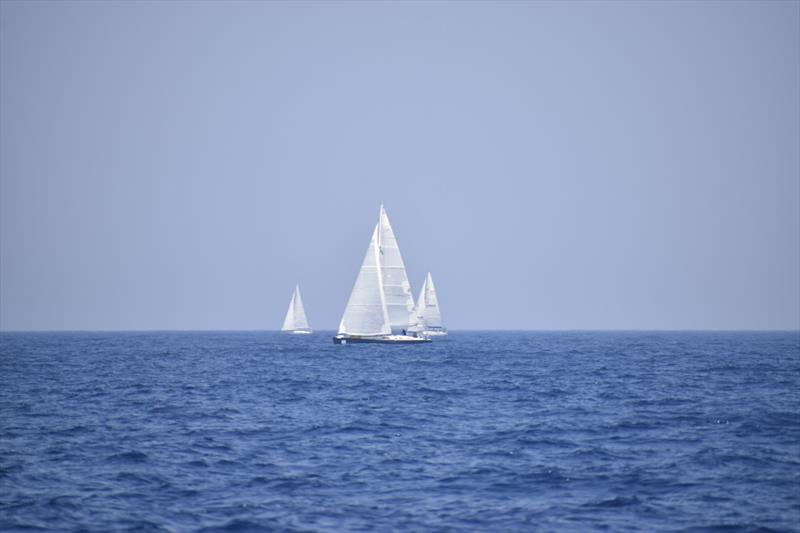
<box><xmin>284</xmin><ymin>330</ymin><xmax>313</xmax><ymax>334</ymax></box>
<box><xmin>333</xmin><ymin>335</ymin><xmax>431</xmax><ymax>345</ymax></box>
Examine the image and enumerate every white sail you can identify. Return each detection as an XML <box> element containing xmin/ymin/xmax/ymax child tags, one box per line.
<box><xmin>282</xmin><ymin>285</ymin><xmax>312</xmax><ymax>332</ymax></box>
<box><xmin>377</xmin><ymin>206</ymin><xmax>417</xmax><ymax>332</ymax></box>
<box><xmin>416</xmin><ymin>272</ymin><xmax>444</xmax><ymax>330</ymax></box>
<box><xmin>415</xmin><ymin>275</ymin><xmax>429</xmax><ymax>328</ymax></box>
<box><xmin>338</xmin><ymin>205</ymin><xmax>418</xmax><ymax>336</ymax></box>
<box><xmin>337</xmin><ymin>220</ymin><xmax>392</xmax><ymax>336</ymax></box>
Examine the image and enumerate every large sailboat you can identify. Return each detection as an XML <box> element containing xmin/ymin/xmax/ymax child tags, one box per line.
<box><xmin>281</xmin><ymin>285</ymin><xmax>312</xmax><ymax>334</ymax></box>
<box><xmin>333</xmin><ymin>205</ymin><xmax>430</xmax><ymax>344</ymax></box>
<box><xmin>415</xmin><ymin>272</ymin><xmax>447</xmax><ymax>336</ymax></box>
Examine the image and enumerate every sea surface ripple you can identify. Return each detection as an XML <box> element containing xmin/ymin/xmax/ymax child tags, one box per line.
<box><xmin>1</xmin><ymin>331</ymin><xmax>798</xmax><ymax>532</ymax></box>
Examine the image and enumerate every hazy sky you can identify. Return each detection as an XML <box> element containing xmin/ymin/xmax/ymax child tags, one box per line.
<box><xmin>1</xmin><ymin>1</ymin><xmax>798</xmax><ymax>331</ymax></box>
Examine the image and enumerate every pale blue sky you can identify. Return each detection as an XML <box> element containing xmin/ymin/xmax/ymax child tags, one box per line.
<box><xmin>1</xmin><ymin>1</ymin><xmax>798</xmax><ymax>331</ymax></box>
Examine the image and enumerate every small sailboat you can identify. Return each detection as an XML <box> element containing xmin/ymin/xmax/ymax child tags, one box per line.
<box><xmin>415</xmin><ymin>272</ymin><xmax>447</xmax><ymax>336</ymax></box>
<box><xmin>281</xmin><ymin>285</ymin><xmax>312</xmax><ymax>334</ymax></box>
<box><xmin>334</xmin><ymin>205</ymin><xmax>430</xmax><ymax>344</ymax></box>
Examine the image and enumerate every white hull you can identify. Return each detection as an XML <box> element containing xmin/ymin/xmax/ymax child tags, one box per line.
<box><xmin>284</xmin><ymin>329</ymin><xmax>312</xmax><ymax>334</ymax></box>
<box><xmin>423</xmin><ymin>330</ymin><xmax>448</xmax><ymax>336</ymax></box>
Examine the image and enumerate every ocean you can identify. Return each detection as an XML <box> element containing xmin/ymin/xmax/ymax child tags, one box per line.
<box><xmin>1</xmin><ymin>331</ymin><xmax>798</xmax><ymax>532</ymax></box>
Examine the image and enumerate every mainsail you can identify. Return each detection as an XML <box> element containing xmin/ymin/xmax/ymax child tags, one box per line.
<box><xmin>377</xmin><ymin>206</ymin><xmax>417</xmax><ymax>331</ymax></box>
<box><xmin>282</xmin><ymin>285</ymin><xmax>311</xmax><ymax>332</ymax></box>
<box><xmin>338</xmin><ymin>205</ymin><xmax>417</xmax><ymax>336</ymax></box>
<box><xmin>415</xmin><ymin>272</ymin><xmax>443</xmax><ymax>330</ymax></box>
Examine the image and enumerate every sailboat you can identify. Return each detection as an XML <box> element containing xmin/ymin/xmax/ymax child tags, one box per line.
<box><xmin>415</xmin><ymin>272</ymin><xmax>448</xmax><ymax>336</ymax></box>
<box><xmin>333</xmin><ymin>205</ymin><xmax>431</xmax><ymax>344</ymax></box>
<box><xmin>281</xmin><ymin>285</ymin><xmax>312</xmax><ymax>334</ymax></box>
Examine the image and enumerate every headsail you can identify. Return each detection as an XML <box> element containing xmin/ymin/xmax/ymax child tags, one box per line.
<box><xmin>282</xmin><ymin>285</ymin><xmax>312</xmax><ymax>332</ymax></box>
<box><xmin>337</xmin><ymin>220</ymin><xmax>392</xmax><ymax>336</ymax></box>
<box><xmin>415</xmin><ymin>272</ymin><xmax>443</xmax><ymax>330</ymax></box>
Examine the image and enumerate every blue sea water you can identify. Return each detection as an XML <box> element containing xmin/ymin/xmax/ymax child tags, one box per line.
<box><xmin>1</xmin><ymin>331</ymin><xmax>798</xmax><ymax>532</ymax></box>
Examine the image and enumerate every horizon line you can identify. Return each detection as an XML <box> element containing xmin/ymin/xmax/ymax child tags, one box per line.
<box><xmin>1</xmin><ymin>328</ymin><xmax>798</xmax><ymax>334</ymax></box>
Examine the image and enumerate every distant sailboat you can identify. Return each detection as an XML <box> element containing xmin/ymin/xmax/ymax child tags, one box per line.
<box><xmin>333</xmin><ymin>205</ymin><xmax>430</xmax><ymax>344</ymax></box>
<box><xmin>415</xmin><ymin>272</ymin><xmax>447</xmax><ymax>336</ymax></box>
<box><xmin>281</xmin><ymin>285</ymin><xmax>312</xmax><ymax>334</ymax></box>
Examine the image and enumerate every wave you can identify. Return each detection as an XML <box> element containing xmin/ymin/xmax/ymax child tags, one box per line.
<box><xmin>2</xmin><ymin>331</ymin><xmax>798</xmax><ymax>532</ymax></box>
